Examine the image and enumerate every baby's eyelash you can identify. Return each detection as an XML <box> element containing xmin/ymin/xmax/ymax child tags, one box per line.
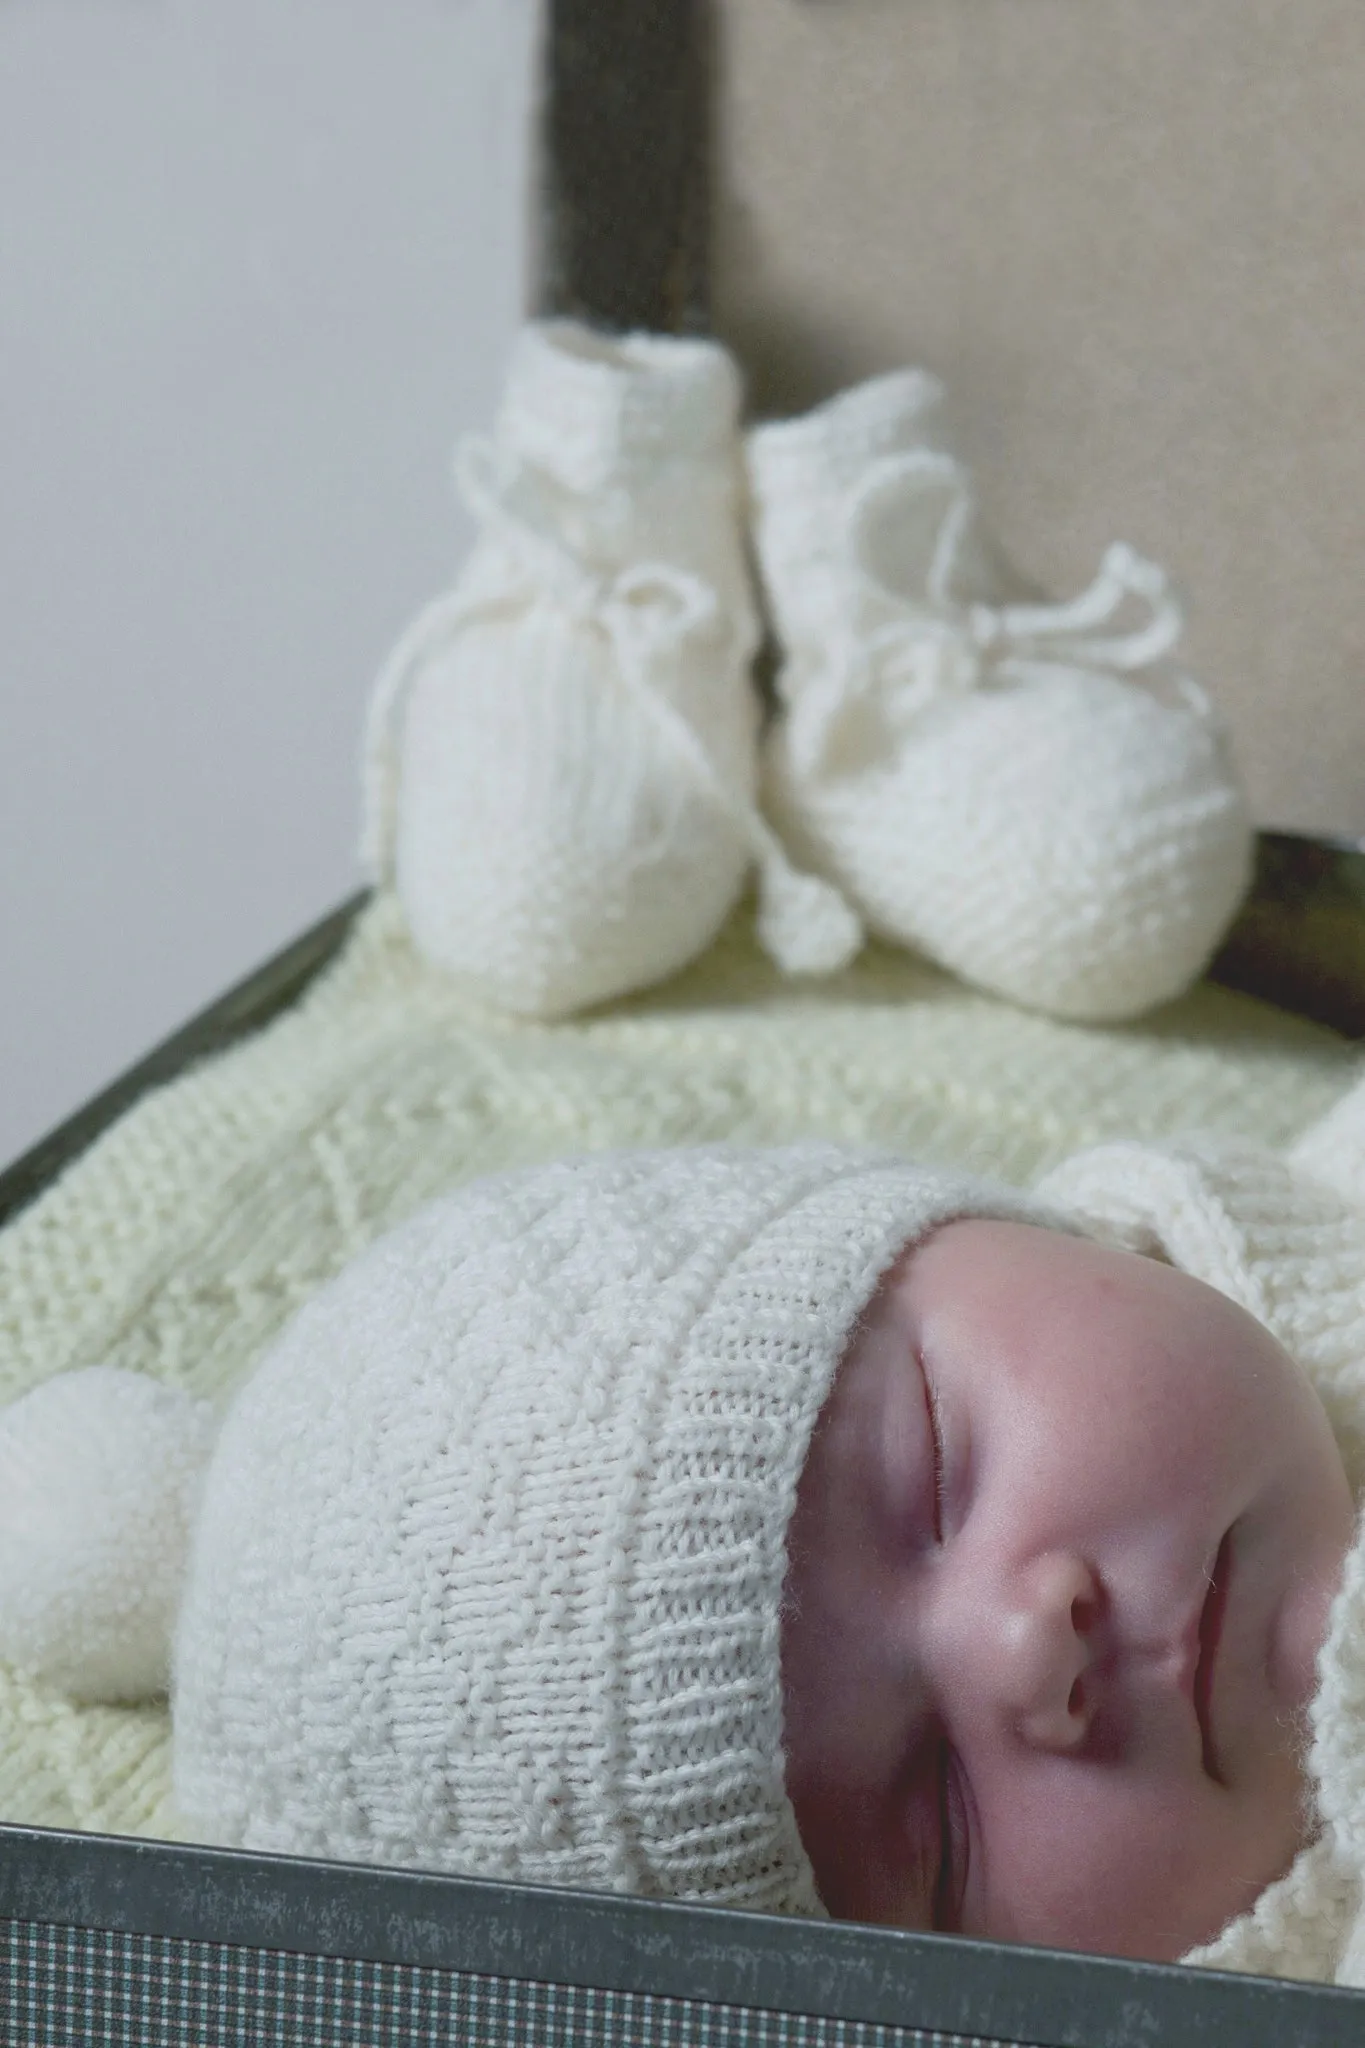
<box><xmin>935</xmin><ymin>1743</ymin><xmax>969</xmax><ymax>1931</ymax></box>
<box><xmin>922</xmin><ymin>1365</ymin><xmax>946</xmax><ymax>1541</ymax></box>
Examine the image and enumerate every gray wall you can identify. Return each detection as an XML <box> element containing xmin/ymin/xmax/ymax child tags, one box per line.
<box><xmin>0</xmin><ymin>0</ymin><xmax>540</xmax><ymax>1165</ymax></box>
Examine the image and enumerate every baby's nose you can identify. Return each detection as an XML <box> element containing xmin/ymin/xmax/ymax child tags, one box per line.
<box><xmin>986</xmin><ymin>1550</ymin><xmax>1099</xmax><ymax>1753</ymax></box>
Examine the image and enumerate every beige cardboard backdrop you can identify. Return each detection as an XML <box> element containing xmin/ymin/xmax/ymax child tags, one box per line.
<box><xmin>712</xmin><ymin>0</ymin><xmax>1365</xmax><ymax>838</ymax></box>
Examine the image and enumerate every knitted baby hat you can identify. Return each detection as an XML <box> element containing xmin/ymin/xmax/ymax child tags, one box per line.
<box><xmin>166</xmin><ymin>1144</ymin><xmax>1054</xmax><ymax>1906</ymax></box>
<box><xmin>0</xmin><ymin>1144</ymin><xmax>1045</xmax><ymax>1908</ymax></box>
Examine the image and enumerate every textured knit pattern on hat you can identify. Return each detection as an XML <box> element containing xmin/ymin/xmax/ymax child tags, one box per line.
<box><xmin>362</xmin><ymin>320</ymin><xmax>857</xmax><ymax>1019</ymax></box>
<box><xmin>749</xmin><ymin>369</ymin><xmax>1254</xmax><ymax>1022</ymax></box>
<box><xmin>171</xmin><ymin>1144</ymin><xmax>1042</xmax><ymax>1907</ymax></box>
<box><xmin>1039</xmin><ymin>1123</ymin><xmax>1365</xmax><ymax>1986</ymax></box>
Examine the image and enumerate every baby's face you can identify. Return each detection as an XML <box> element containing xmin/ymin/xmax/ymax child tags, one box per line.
<box><xmin>781</xmin><ymin>1219</ymin><xmax>1356</xmax><ymax>1962</ymax></box>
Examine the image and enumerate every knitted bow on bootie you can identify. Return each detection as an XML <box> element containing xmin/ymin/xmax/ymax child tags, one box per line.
<box><xmin>751</xmin><ymin>373</ymin><xmax>1254</xmax><ymax>1022</ymax></box>
<box><xmin>363</xmin><ymin>320</ymin><xmax>860</xmax><ymax>1018</ymax></box>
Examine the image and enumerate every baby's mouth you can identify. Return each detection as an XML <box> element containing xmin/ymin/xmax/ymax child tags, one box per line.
<box><xmin>1193</xmin><ymin>1529</ymin><xmax>1233</xmax><ymax>1783</ymax></box>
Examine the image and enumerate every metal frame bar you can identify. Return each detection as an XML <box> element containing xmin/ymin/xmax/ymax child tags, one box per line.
<box><xmin>0</xmin><ymin>894</ymin><xmax>367</xmax><ymax>1235</ymax></box>
<box><xmin>3</xmin><ymin>1824</ymin><xmax>1361</xmax><ymax>2047</ymax></box>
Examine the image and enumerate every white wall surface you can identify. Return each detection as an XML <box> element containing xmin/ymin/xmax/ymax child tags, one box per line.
<box><xmin>0</xmin><ymin>0</ymin><xmax>541</xmax><ymax>1166</ymax></box>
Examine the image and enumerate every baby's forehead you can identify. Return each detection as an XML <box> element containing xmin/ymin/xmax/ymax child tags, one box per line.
<box><xmin>885</xmin><ymin>1212</ymin><xmax>1138</xmax><ymax>1294</ymax></box>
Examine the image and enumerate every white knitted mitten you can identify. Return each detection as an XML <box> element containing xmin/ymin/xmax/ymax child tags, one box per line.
<box><xmin>748</xmin><ymin>370</ymin><xmax>1254</xmax><ymax>1022</ymax></box>
<box><xmin>363</xmin><ymin>320</ymin><xmax>860</xmax><ymax>1017</ymax></box>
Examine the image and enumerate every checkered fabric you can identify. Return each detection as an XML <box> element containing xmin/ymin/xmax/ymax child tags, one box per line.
<box><xmin>2</xmin><ymin>1921</ymin><xmax>1016</xmax><ymax>2048</ymax></box>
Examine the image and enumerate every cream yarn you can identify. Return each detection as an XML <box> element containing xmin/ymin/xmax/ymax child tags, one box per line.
<box><xmin>363</xmin><ymin>320</ymin><xmax>860</xmax><ymax>1017</ymax></box>
<box><xmin>750</xmin><ymin>370</ymin><xmax>1255</xmax><ymax>1023</ymax></box>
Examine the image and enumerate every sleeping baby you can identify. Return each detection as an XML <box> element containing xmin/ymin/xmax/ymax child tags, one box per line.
<box><xmin>4</xmin><ymin>1086</ymin><xmax>1365</xmax><ymax>1984</ymax></box>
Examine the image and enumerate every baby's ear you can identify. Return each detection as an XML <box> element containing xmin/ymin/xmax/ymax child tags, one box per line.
<box><xmin>0</xmin><ymin>1366</ymin><xmax>216</xmax><ymax>1704</ymax></box>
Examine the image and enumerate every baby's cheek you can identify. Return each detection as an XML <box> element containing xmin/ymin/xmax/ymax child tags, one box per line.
<box><xmin>969</xmin><ymin>1768</ymin><xmax>1296</xmax><ymax>1963</ymax></box>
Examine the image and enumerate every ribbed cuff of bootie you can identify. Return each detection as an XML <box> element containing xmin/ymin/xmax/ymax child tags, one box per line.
<box><xmin>747</xmin><ymin>366</ymin><xmax>950</xmax><ymax>504</ymax></box>
<box><xmin>498</xmin><ymin>319</ymin><xmax>743</xmax><ymax>493</ymax></box>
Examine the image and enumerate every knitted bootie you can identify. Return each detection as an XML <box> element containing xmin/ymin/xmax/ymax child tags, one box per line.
<box><xmin>363</xmin><ymin>320</ymin><xmax>860</xmax><ymax>1017</ymax></box>
<box><xmin>748</xmin><ymin>370</ymin><xmax>1254</xmax><ymax>1022</ymax></box>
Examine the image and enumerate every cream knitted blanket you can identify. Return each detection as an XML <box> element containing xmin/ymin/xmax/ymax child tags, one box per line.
<box><xmin>0</xmin><ymin>890</ymin><xmax>1355</xmax><ymax>1843</ymax></box>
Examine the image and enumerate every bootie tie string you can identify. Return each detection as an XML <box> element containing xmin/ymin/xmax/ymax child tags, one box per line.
<box><xmin>967</xmin><ymin>539</ymin><xmax>1193</xmax><ymax>694</ymax></box>
<box><xmin>361</xmin><ymin>436</ymin><xmax>720</xmax><ymax>881</ymax></box>
<box><xmin>364</xmin><ymin>438</ymin><xmax>862</xmax><ymax>976</ymax></box>
<box><xmin>787</xmin><ymin>453</ymin><xmax>1204</xmax><ymax>786</ymax></box>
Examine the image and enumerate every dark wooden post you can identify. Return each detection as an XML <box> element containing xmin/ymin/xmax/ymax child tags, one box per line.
<box><xmin>535</xmin><ymin>0</ymin><xmax>710</xmax><ymax>335</ymax></box>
